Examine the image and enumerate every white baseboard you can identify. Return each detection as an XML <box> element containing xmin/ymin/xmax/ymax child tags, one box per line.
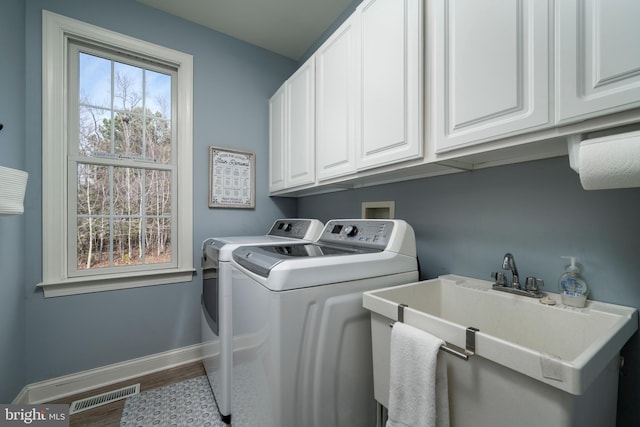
<box><xmin>13</xmin><ymin>343</ymin><xmax>205</xmax><ymax>404</ymax></box>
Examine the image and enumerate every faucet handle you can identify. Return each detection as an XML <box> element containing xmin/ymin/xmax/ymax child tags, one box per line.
<box><xmin>525</xmin><ymin>276</ymin><xmax>544</xmax><ymax>292</ymax></box>
<box><xmin>491</xmin><ymin>271</ymin><xmax>507</xmax><ymax>286</ymax></box>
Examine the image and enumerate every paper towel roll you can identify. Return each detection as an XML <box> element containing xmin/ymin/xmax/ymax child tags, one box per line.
<box><xmin>578</xmin><ymin>130</ymin><xmax>640</xmax><ymax>190</ymax></box>
<box><xmin>0</xmin><ymin>165</ymin><xmax>28</xmax><ymax>215</ymax></box>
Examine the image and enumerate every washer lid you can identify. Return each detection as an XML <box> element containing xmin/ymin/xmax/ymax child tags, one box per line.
<box><xmin>232</xmin><ymin>243</ymin><xmax>379</xmax><ymax>278</ymax></box>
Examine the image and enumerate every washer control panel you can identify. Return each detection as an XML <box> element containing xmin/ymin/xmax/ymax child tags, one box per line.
<box><xmin>319</xmin><ymin>220</ymin><xmax>395</xmax><ymax>250</ymax></box>
<box><xmin>268</xmin><ymin>219</ymin><xmax>321</xmax><ymax>239</ymax></box>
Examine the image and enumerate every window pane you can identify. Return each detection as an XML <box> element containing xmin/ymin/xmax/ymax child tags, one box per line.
<box><xmin>113</xmin><ymin>110</ymin><xmax>144</xmax><ymax>158</ymax></box>
<box><xmin>145</xmin><ymin>218</ymin><xmax>172</xmax><ymax>264</ymax></box>
<box><xmin>79</xmin><ymin>106</ymin><xmax>112</xmax><ymax>157</ymax></box>
<box><xmin>76</xmin><ymin>166</ymin><xmax>173</xmax><ymax>270</ymax></box>
<box><xmin>114</xmin><ymin>217</ymin><xmax>142</xmax><ymax>266</ymax></box>
<box><xmin>114</xmin><ymin>61</ymin><xmax>143</xmax><ymax>111</ymax></box>
<box><xmin>77</xmin><ymin>164</ymin><xmax>110</xmax><ymax>216</ymax></box>
<box><xmin>145</xmin><ymin>70</ymin><xmax>171</xmax><ymax>118</ymax></box>
<box><xmin>79</xmin><ymin>53</ymin><xmax>111</xmax><ymax>108</ymax></box>
<box><xmin>77</xmin><ymin>53</ymin><xmax>173</xmax><ymax>163</ymax></box>
<box><xmin>145</xmin><ymin>116</ymin><xmax>172</xmax><ymax>163</ymax></box>
<box><xmin>112</xmin><ymin>62</ymin><xmax>144</xmax><ymax>158</ymax></box>
<box><xmin>77</xmin><ymin>217</ymin><xmax>111</xmax><ymax>270</ymax></box>
<box><xmin>145</xmin><ymin>170</ymin><xmax>172</xmax><ymax>216</ymax></box>
<box><xmin>113</xmin><ymin>167</ymin><xmax>143</xmax><ymax>216</ymax></box>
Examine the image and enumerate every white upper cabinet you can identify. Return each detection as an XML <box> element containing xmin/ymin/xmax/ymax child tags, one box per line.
<box><xmin>269</xmin><ymin>84</ymin><xmax>286</xmax><ymax>192</ymax></box>
<box><xmin>556</xmin><ymin>0</ymin><xmax>640</xmax><ymax>124</ymax></box>
<box><xmin>356</xmin><ymin>0</ymin><xmax>423</xmax><ymax>169</ymax></box>
<box><xmin>269</xmin><ymin>0</ymin><xmax>640</xmax><ymax>196</ymax></box>
<box><xmin>285</xmin><ymin>57</ymin><xmax>316</xmax><ymax>188</ymax></box>
<box><xmin>269</xmin><ymin>57</ymin><xmax>316</xmax><ymax>193</ymax></box>
<box><xmin>316</xmin><ymin>14</ymin><xmax>359</xmax><ymax>181</ymax></box>
<box><xmin>431</xmin><ymin>0</ymin><xmax>550</xmax><ymax>153</ymax></box>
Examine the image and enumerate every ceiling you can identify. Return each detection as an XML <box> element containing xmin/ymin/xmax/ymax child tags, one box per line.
<box><xmin>136</xmin><ymin>0</ymin><xmax>354</xmax><ymax>61</ymax></box>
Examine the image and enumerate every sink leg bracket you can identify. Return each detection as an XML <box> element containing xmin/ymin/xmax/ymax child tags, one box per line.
<box><xmin>392</xmin><ymin>303</ymin><xmax>479</xmax><ymax>361</ymax></box>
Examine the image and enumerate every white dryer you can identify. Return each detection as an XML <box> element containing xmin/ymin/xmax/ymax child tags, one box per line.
<box><xmin>200</xmin><ymin>218</ymin><xmax>323</xmax><ymax>424</ymax></box>
<box><xmin>229</xmin><ymin>219</ymin><xmax>418</xmax><ymax>427</ymax></box>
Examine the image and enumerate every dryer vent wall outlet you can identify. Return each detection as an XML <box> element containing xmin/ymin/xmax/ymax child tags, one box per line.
<box><xmin>361</xmin><ymin>201</ymin><xmax>395</xmax><ymax>219</ymax></box>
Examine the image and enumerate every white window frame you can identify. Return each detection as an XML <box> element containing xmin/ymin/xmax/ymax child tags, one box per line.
<box><xmin>40</xmin><ymin>11</ymin><xmax>194</xmax><ymax>297</ymax></box>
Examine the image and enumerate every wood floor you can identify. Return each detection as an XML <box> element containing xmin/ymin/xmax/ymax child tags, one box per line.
<box><xmin>49</xmin><ymin>361</ymin><xmax>206</xmax><ymax>427</ymax></box>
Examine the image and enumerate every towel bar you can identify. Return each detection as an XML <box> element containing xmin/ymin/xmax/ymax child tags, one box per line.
<box><xmin>390</xmin><ymin>303</ymin><xmax>479</xmax><ymax>362</ymax></box>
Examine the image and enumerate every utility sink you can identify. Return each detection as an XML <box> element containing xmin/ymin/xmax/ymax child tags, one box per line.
<box><xmin>363</xmin><ymin>274</ymin><xmax>638</xmax><ymax>396</ymax></box>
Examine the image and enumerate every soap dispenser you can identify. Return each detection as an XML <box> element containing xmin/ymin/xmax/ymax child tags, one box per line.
<box><xmin>558</xmin><ymin>256</ymin><xmax>589</xmax><ymax>307</ymax></box>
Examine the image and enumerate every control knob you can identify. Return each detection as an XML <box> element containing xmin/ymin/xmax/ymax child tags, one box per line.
<box><xmin>344</xmin><ymin>225</ymin><xmax>358</xmax><ymax>237</ymax></box>
<box><xmin>283</xmin><ymin>223</ymin><xmax>292</xmax><ymax>232</ymax></box>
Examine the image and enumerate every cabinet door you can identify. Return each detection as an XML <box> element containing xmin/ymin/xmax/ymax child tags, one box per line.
<box><xmin>432</xmin><ymin>0</ymin><xmax>549</xmax><ymax>153</ymax></box>
<box><xmin>286</xmin><ymin>57</ymin><xmax>316</xmax><ymax>188</ymax></box>
<box><xmin>269</xmin><ymin>84</ymin><xmax>286</xmax><ymax>192</ymax></box>
<box><xmin>316</xmin><ymin>15</ymin><xmax>359</xmax><ymax>181</ymax></box>
<box><xmin>556</xmin><ymin>0</ymin><xmax>640</xmax><ymax>123</ymax></box>
<box><xmin>357</xmin><ymin>0</ymin><xmax>423</xmax><ymax>170</ymax></box>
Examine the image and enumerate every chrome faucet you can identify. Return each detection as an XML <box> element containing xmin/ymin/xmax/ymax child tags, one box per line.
<box><xmin>501</xmin><ymin>253</ymin><xmax>520</xmax><ymax>289</ymax></box>
<box><xmin>491</xmin><ymin>253</ymin><xmax>544</xmax><ymax>298</ymax></box>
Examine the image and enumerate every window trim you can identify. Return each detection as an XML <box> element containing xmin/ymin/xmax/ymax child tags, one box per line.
<box><xmin>40</xmin><ymin>10</ymin><xmax>194</xmax><ymax>297</ymax></box>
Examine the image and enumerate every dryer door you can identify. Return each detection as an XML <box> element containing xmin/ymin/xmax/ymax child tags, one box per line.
<box><xmin>202</xmin><ymin>266</ymin><xmax>219</xmax><ymax>336</ymax></box>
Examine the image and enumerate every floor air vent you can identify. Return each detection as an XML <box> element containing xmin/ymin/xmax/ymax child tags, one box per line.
<box><xmin>69</xmin><ymin>383</ymin><xmax>140</xmax><ymax>414</ymax></box>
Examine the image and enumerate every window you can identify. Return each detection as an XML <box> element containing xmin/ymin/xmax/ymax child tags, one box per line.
<box><xmin>40</xmin><ymin>11</ymin><xmax>193</xmax><ymax>297</ymax></box>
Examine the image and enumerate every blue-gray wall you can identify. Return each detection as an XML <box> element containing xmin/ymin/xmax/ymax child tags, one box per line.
<box><xmin>16</xmin><ymin>0</ymin><xmax>297</xmax><ymax>393</ymax></box>
<box><xmin>297</xmin><ymin>156</ymin><xmax>640</xmax><ymax>426</ymax></box>
<box><xmin>0</xmin><ymin>0</ymin><xmax>27</xmax><ymax>404</ymax></box>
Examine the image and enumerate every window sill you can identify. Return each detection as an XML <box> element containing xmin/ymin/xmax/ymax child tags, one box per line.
<box><xmin>37</xmin><ymin>268</ymin><xmax>196</xmax><ymax>297</ymax></box>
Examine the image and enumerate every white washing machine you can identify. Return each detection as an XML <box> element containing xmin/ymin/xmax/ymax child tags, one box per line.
<box><xmin>201</xmin><ymin>218</ymin><xmax>323</xmax><ymax>424</ymax></box>
<box><xmin>229</xmin><ymin>219</ymin><xmax>418</xmax><ymax>427</ymax></box>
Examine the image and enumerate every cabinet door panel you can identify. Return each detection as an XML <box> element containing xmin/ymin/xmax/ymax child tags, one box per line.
<box><xmin>357</xmin><ymin>0</ymin><xmax>423</xmax><ymax>169</ymax></box>
<box><xmin>361</xmin><ymin>0</ymin><xmax>405</xmax><ymax>153</ymax></box>
<box><xmin>432</xmin><ymin>0</ymin><xmax>549</xmax><ymax>153</ymax></box>
<box><xmin>269</xmin><ymin>85</ymin><xmax>286</xmax><ymax>192</ymax></box>
<box><xmin>556</xmin><ymin>0</ymin><xmax>640</xmax><ymax>123</ymax></box>
<box><xmin>451</xmin><ymin>1</ymin><xmax>519</xmax><ymax>126</ymax></box>
<box><xmin>316</xmin><ymin>16</ymin><xmax>358</xmax><ymax>181</ymax></box>
<box><xmin>286</xmin><ymin>58</ymin><xmax>315</xmax><ymax>188</ymax></box>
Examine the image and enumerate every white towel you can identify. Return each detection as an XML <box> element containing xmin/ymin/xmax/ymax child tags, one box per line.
<box><xmin>386</xmin><ymin>322</ymin><xmax>449</xmax><ymax>427</ymax></box>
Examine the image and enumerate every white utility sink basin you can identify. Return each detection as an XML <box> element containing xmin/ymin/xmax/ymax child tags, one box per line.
<box><xmin>363</xmin><ymin>274</ymin><xmax>638</xmax><ymax>396</ymax></box>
